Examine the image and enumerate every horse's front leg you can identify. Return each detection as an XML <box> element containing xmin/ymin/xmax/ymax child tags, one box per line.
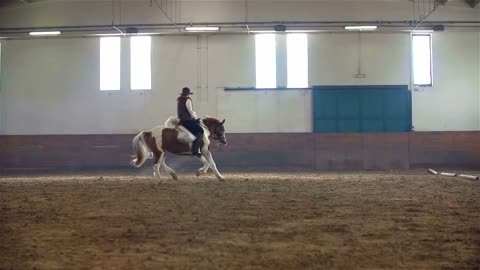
<box><xmin>202</xmin><ymin>150</ymin><xmax>224</xmax><ymax>181</ymax></box>
<box><xmin>153</xmin><ymin>152</ymin><xmax>163</xmax><ymax>178</ymax></box>
<box><xmin>196</xmin><ymin>156</ymin><xmax>210</xmax><ymax>176</ymax></box>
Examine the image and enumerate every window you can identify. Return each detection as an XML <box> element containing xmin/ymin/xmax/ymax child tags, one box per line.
<box><xmin>287</xmin><ymin>34</ymin><xmax>308</xmax><ymax>88</ymax></box>
<box><xmin>412</xmin><ymin>34</ymin><xmax>432</xmax><ymax>86</ymax></box>
<box><xmin>100</xmin><ymin>37</ymin><xmax>121</xmax><ymax>90</ymax></box>
<box><xmin>130</xmin><ymin>36</ymin><xmax>152</xmax><ymax>90</ymax></box>
<box><xmin>255</xmin><ymin>34</ymin><xmax>276</xmax><ymax>88</ymax></box>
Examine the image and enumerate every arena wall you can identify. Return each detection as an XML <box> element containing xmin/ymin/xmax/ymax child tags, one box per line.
<box><xmin>1</xmin><ymin>132</ymin><xmax>480</xmax><ymax>172</ymax></box>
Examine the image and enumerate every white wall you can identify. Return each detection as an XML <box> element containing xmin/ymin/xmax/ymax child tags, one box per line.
<box><xmin>0</xmin><ymin>36</ymin><xmax>198</xmax><ymax>134</ymax></box>
<box><xmin>413</xmin><ymin>32</ymin><xmax>480</xmax><ymax>131</ymax></box>
<box><xmin>1</xmin><ymin>30</ymin><xmax>479</xmax><ymax>134</ymax></box>
<box><xmin>309</xmin><ymin>33</ymin><xmax>411</xmax><ymax>86</ymax></box>
<box><xmin>0</xmin><ymin>0</ymin><xmax>479</xmax><ymax>134</ymax></box>
<box><xmin>205</xmin><ymin>34</ymin><xmax>312</xmax><ymax>133</ymax></box>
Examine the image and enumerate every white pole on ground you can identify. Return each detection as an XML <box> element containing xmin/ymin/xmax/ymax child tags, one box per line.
<box><xmin>457</xmin><ymin>174</ymin><xmax>479</xmax><ymax>181</ymax></box>
<box><xmin>428</xmin><ymin>168</ymin><xmax>479</xmax><ymax>181</ymax></box>
<box><xmin>439</xmin><ymin>172</ymin><xmax>457</xmax><ymax>177</ymax></box>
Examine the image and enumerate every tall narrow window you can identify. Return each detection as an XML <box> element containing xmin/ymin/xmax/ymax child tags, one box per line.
<box><xmin>255</xmin><ymin>34</ymin><xmax>276</xmax><ymax>88</ymax></box>
<box><xmin>412</xmin><ymin>34</ymin><xmax>432</xmax><ymax>86</ymax></box>
<box><xmin>100</xmin><ymin>37</ymin><xmax>121</xmax><ymax>90</ymax></box>
<box><xmin>287</xmin><ymin>34</ymin><xmax>308</xmax><ymax>88</ymax></box>
<box><xmin>131</xmin><ymin>36</ymin><xmax>152</xmax><ymax>90</ymax></box>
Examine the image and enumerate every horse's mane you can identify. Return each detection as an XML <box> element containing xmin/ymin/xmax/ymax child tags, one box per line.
<box><xmin>202</xmin><ymin>116</ymin><xmax>222</xmax><ymax>126</ymax></box>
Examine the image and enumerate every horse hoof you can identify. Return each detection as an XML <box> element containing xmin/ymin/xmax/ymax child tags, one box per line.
<box><xmin>195</xmin><ymin>170</ymin><xmax>202</xmax><ymax>177</ymax></box>
<box><xmin>170</xmin><ymin>172</ymin><xmax>179</xmax><ymax>180</ymax></box>
<box><xmin>217</xmin><ymin>176</ymin><xmax>225</xmax><ymax>181</ymax></box>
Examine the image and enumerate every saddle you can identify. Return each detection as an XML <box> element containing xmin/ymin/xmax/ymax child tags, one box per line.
<box><xmin>164</xmin><ymin>117</ymin><xmax>196</xmax><ymax>145</ymax></box>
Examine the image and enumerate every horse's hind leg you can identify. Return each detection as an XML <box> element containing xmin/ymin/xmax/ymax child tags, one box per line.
<box><xmin>196</xmin><ymin>156</ymin><xmax>210</xmax><ymax>176</ymax></box>
<box><xmin>160</xmin><ymin>154</ymin><xmax>178</xmax><ymax>180</ymax></box>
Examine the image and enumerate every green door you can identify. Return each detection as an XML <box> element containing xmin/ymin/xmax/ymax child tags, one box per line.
<box><xmin>313</xmin><ymin>85</ymin><xmax>411</xmax><ymax>133</ymax></box>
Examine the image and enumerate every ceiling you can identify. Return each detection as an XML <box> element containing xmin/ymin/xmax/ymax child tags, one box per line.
<box><xmin>0</xmin><ymin>0</ymin><xmax>44</xmax><ymax>9</ymax></box>
<box><xmin>0</xmin><ymin>0</ymin><xmax>477</xmax><ymax>38</ymax></box>
<box><xmin>0</xmin><ymin>0</ymin><xmax>478</xmax><ymax>8</ymax></box>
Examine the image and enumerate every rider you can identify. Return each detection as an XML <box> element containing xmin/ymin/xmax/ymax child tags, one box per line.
<box><xmin>177</xmin><ymin>87</ymin><xmax>204</xmax><ymax>157</ymax></box>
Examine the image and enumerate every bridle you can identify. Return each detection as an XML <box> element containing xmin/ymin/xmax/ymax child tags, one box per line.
<box><xmin>204</xmin><ymin>122</ymin><xmax>226</xmax><ymax>143</ymax></box>
<box><xmin>209</xmin><ymin>125</ymin><xmax>224</xmax><ymax>141</ymax></box>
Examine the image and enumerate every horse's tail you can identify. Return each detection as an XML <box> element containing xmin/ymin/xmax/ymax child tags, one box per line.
<box><xmin>165</xmin><ymin>116</ymin><xmax>180</xmax><ymax>128</ymax></box>
<box><xmin>130</xmin><ymin>131</ymin><xmax>151</xmax><ymax>168</ymax></box>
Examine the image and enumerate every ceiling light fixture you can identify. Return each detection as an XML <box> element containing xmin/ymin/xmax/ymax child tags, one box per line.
<box><xmin>29</xmin><ymin>31</ymin><xmax>62</xmax><ymax>36</ymax></box>
<box><xmin>344</xmin><ymin>26</ymin><xmax>378</xmax><ymax>31</ymax></box>
<box><xmin>185</xmin><ymin>26</ymin><xmax>220</xmax><ymax>32</ymax></box>
<box><xmin>273</xmin><ymin>24</ymin><xmax>287</xmax><ymax>32</ymax></box>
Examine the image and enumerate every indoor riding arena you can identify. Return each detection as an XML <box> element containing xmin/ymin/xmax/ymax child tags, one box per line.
<box><xmin>1</xmin><ymin>1</ymin><xmax>480</xmax><ymax>269</ymax></box>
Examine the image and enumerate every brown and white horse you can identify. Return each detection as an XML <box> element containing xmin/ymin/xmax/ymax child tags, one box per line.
<box><xmin>130</xmin><ymin>117</ymin><xmax>227</xmax><ymax>180</ymax></box>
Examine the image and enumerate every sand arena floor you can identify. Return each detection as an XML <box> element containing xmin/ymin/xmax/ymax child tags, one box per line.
<box><xmin>0</xmin><ymin>171</ymin><xmax>479</xmax><ymax>270</ymax></box>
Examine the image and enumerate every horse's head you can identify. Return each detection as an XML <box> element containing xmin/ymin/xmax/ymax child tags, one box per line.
<box><xmin>202</xmin><ymin>117</ymin><xmax>227</xmax><ymax>146</ymax></box>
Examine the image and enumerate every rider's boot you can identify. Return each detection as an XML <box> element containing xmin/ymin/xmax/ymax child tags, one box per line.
<box><xmin>191</xmin><ymin>137</ymin><xmax>202</xmax><ymax>157</ymax></box>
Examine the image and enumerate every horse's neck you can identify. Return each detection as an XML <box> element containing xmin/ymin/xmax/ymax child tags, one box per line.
<box><xmin>199</xmin><ymin>120</ymin><xmax>210</xmax><ymax>136</ymax></box>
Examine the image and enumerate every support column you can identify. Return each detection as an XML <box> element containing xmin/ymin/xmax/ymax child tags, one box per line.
<box><xmin>121</xmin><ymin>37</ymin><xmax>130</xmax><ymax>90</ymax></box>
<box><xmin>196</xmin><ymin>35</ymin><xmax>209</xmax><ymax>104</ymax></box>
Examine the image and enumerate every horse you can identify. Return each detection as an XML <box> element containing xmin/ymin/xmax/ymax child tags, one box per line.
<box><xmin>130</xmin><ymin>116</ymin><xmax>227</xmax><ymax>181</ymax></box>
